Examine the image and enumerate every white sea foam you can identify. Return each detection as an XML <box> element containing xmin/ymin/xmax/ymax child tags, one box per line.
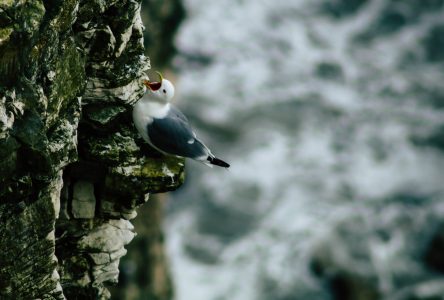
<box><xmin>165</xmin><ymin>1</ymin><xmax>444</xmax><ymax>299</ymax></box>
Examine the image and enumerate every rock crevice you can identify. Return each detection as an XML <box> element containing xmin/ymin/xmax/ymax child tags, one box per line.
<box><xmin>0</xmin><ymin>0</ymin><xmax>184</xmax><ymax>299</ymax></box>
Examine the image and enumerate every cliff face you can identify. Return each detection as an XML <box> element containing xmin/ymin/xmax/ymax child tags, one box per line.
<box><xmin>0</xmin><ymin>1</ymin><xmax>183</xmax><ymax>299</ymax></box>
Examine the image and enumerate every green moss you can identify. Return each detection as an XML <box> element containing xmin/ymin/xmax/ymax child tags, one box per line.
<box><xmin>137</xmin><ymin>157</ymin><xmax>184</xmax><ymax>179</ymax></box>
<box><xmin>16</xmin><ymin>0</ymin><xmax>45</xmax><ymax>35</ymax></box>
<box><xmin>83</xmin><ymin>131</ymin><xmax>140</xmax><ymax>165</ymax></box>
<box><xmin>46</xmin><ymin>38</ymin><xmax>85</xmax><ymax>127</ymax></box>
<box><xmin>0</xmin><ymin>27</ymin><xmax>13</xmax><ymax>43</ymax></box>
<box><xmin>52</xmin><ymin>0</ymin><xmax>79</xmax><ymax>33</ymax></box>
<box><xmin>62</xmin><ymin>255</ymin><xmax>90</xmax><ymax>280</ymax></box>
<box><xmin>85</xmin><ymin>105</ymin><xmax>127</xmax><ymax>125</ymax></box>
<box><xmin>105</xmin><ymin>156</ymin><xmax>185</xmax><ymax>197</ymax></box>
<box><xmin>1</xmin><ymin>0</ymin><xmax>15</xmax><ymax>6</ymax></box>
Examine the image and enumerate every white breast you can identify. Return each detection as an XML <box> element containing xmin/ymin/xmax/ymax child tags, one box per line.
<box><xmin>132</xmin><ymin>99</ymin><xmax>170</xmax><ymax>143</ymax></box>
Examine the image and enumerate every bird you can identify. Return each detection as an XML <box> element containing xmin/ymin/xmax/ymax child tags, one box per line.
<box><xmin>133</xmin><ymin>72</ymin><xmax>230</xmax><ymax>168</ymax></box>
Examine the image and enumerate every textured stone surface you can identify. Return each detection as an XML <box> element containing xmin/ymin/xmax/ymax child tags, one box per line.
<box><xmin>0</xmin><ymin>0</ymin><xmax>184</xmax><ymax>299</ymax></box>
<box><xmin>110</xmin><ymin>195</ymin><xmax>175</xmax><ymax>300</ymax></box>
<box><xmin>72</xmin><ymin>181</ymin><xmax>96</xmax><ymax>218</ymax></box>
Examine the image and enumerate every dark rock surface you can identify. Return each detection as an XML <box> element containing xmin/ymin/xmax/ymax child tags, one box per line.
<box><xmin>0</xmin><ymin>0</ymin><xmax>184</xmax><ymax>299</ymax></box>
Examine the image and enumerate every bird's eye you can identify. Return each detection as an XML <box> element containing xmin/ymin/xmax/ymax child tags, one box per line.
<box><xmin>163</xmin><ymin>89</ymin><xmax>166</xmax><ymax>93</ymax></box>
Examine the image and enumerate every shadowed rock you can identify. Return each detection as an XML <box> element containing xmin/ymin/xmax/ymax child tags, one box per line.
<box><xmin>0</xmin><ymin>0</ymin><xmax>184</xmax><ymax>299</ymax></box>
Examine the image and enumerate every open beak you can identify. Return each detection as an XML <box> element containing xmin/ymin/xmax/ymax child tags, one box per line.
<box><xmin>143</xmin><ymin>71</ymin><xmax>163</xmax><ymax>91</ymax></box>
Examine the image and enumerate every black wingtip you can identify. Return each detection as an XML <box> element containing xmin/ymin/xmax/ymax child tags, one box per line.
<box><xmin>208</xmin><ymin>156</ymin><xmax>230</xmax><ymax>168</ymax></box>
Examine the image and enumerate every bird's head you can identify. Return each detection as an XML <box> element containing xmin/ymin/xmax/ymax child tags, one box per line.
<box><xmin>142</xmin><ymin>71</ymin><xmax>175</xmax><ymax>103</ymax></box>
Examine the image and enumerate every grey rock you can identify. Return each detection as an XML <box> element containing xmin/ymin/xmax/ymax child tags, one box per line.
<box><xmin>89</xmin><ymin>253</ymin><xmax>111</xmax><ymax>265</ymax></box>
<box><xmin>92</xmin><ymin>260</ymin><xmax>120</xmax><ymax>285</ymax></box>
<box><xmin>0</xmin><ymin>0</ymin><xmax>185</xmax><ymax>299</ymax></box>
<box><xmin>78</xmin><ymin>220</ymin><xmax>135</xmax><ymax>253</ymax></box>
<box><xmin>72</xmin><ymin>181</ymin><xmax>96</xmax><ymax>219</ymax></box>
<box><xmin>110</xmin><ymin>247</ymin><xmax>128</xmax><ymax>262</ymax></box>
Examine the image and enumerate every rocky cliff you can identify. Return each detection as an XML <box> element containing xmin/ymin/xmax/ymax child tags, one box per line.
<box><xmin>0</xmin><ymin>0</ymin><xmax>183</xmax><ymax>299</ymax></box>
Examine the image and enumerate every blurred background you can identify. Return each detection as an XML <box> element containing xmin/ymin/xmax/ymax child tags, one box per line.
<box><xmin>116</xmin><ymin>0</ymin><xmax>444</xmax><ymax>299</ymax></box>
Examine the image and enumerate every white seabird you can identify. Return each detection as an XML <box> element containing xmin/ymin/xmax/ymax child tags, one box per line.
<box><xmin>133</xmin><ymin>72</ymin><xmax>230</xmax><ymax>168</ymax></box>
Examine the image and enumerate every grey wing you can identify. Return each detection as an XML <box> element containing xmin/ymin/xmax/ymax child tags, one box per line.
<box><xmin>147</xmin><ymin>115</ymin><xmax>208</xmax><ymax>159</ymax></box>
<box><xmin>169</xmin><ymin>106</ymin><xmax>189</xmax><ymax>122</ymax></box>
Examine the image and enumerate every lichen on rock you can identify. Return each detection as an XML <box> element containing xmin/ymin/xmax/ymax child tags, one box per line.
<box><xmin>0</xmin><ymin>0</ymin><xmax>184</xmax><ymax>299</ymax></box>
